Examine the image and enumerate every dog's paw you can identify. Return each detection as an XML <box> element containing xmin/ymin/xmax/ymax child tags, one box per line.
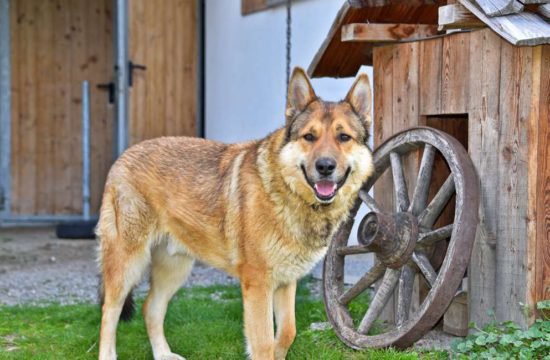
<box><xmin>158</xmin><ymin>353</ymin><xmax>186</xmax><ymax>360</ymax></box>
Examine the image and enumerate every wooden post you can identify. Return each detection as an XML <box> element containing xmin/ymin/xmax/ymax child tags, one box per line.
<box><xmin>467</xmin><ymin>29</ymin><xmax>501</xmax><ymax>328</ymax></box>
<box><xmin>528</xmin><ymin>45</ymin><xmax>550</xmax><ymax>317</ymax></box>
<box><xmin>494</xmin><ymin>42</ymin><xmax>532</xmax><ymax>327</ymax></box>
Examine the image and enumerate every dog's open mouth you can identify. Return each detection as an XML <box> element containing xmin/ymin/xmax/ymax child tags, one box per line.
<box><xmin>314</xmin><ymin>180</ymin><xmax>337</xmax><ymax>200</ymax></box>
<box><xmin>301</xmin><ymin>166</ymin><xmax>351</xmax><ymax>202</ymax></box>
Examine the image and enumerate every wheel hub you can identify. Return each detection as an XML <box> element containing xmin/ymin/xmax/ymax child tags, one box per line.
<box><xmin>357</xmin><ymin>212</ymin><xmax>418</xmax><ymax>269</ymax></box>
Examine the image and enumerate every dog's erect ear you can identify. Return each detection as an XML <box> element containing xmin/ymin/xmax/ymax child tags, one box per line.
<box><xmin>286</xmin><ymin>67</ymin><xmax>316</xmax><ymax>124</ymax></box>
<box><xmin>345</xmin><ymin>74</ymin><xmax>372</xmax><ymax>128</ymax></box>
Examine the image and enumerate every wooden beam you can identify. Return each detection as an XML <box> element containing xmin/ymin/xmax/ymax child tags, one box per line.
<box><xmin>341</xmin><ymin>23</ymin><xmax>440</xmax><ymax>43</ymax></box>
<box><xmin>438</xmin><ymin>3</ymin><xmax>486</xmax><ymax>29</ymax></box>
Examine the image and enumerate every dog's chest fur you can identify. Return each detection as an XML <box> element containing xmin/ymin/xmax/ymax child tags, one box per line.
<box><xmin>265</xmin><ymin>202</ymin><xmax>347</xmax><ymax>285</ymax></box>
<box><xmin>269</xmin><ymin>241</ymin><xmax>327</xmax><ymax>285</ymax></box>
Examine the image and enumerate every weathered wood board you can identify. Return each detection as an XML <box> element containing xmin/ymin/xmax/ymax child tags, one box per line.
<box><xmin>529</xmin><ymin>45</ymin><xmax>550</xmax><ymax>314</ymax></box>
<box><xmin>494</xmin><ymin>41</ymin><xmax>532</xmax><ymax>325</ymax></box>
<box><xmin>438</xmin><ymin>3</ymin><xmax>485</xmax><ymax>29</ymax></box>
<box><xmin>372</xmin><ymin>42</ymin><xmax>423</xmax><ymax>324</ymax></box>
<box><xmin>467</xmin><ymin>29</ymin><xmax>501</xmax><ymax>328</ymax></box>
<box><xmin>373</xmin><ymin>45</ymin><xmax>397</xmax><ymax>323</ymax></box>
<box><xmin>473</xmin><ymin>0</ymin><xmax>524</xmax><ymax>17</ymax></box>
<box><xmin>419</xmin><ymin>38</ymin><xmax>443</xmax><ymax>115</ymax></box>
<box><xmin>459</xmin><ymin>0</ymin><xmax>550</xmax><ymax>46</ymax></box>
<box><xmin>441</xmin><ymin>32</ymin><xmax>470</xmax><ymax>114</ymax></box>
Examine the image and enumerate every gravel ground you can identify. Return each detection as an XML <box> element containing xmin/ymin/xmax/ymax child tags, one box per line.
<box><xmin>0</xmin><ymin>227</ymin><xmax>237</xmax><ymax>306</ymax></box>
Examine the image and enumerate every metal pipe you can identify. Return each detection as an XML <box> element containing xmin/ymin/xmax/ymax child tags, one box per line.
<box><xmin>115</xmin><ymin>0</ymin><xmax>129</xmax><ymax>157</ymax></box>
<box><xmin>0</xmin><ymin>0</ymin><xmax>11</xmax><ymax>217</ymax></box>
<box><xmin>82</xmin><ymin>81</ymin><xmax>91</xmax><ymax>221</ymax></box>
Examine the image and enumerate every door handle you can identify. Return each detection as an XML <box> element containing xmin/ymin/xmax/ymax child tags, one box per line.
<box><xmin>128</xmin><ymin>61</ymin><xmax>147</xmax><ymax>87</ymax></box>
<box><xmin>97</xmin><ymin>82</ymin><xmax>115</xmax><ymax>104</ymax></box>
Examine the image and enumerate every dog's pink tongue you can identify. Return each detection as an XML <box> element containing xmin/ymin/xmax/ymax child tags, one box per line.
<box><xmin>315</xmin><ymin>181</ymin><xmax>336</xmax><ymax>197</ymax></box>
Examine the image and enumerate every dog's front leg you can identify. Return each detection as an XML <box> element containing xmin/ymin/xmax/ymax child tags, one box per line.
<box><xmin>241</xmin><ymin>273</ymin><xmax>274</xmax><ymax>360</ymax></box>
<box><xmin>274</xmin><ymin>281</ymin><xmax>297</xmax><ymax>360</ymax></box>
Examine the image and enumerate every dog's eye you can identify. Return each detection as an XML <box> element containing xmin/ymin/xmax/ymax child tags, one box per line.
<box><xmin>303</xmin><ymin>134</ymin><xmax>316</xmax><ymax>142</ymax></box>
<box><xmin>339</xmin><ymin>133</ymin><xmax>352</xmax><ymax>142</ymax></box>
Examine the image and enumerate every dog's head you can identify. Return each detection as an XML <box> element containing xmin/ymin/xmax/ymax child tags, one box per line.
<box><xmin>279</xmin><ymin>67</ymin><xmax>374</xmax><ymax>205</ymax></box>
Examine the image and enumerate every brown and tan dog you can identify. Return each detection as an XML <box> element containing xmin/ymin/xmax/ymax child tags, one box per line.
<box><xmin>97</xmin><ymin>67</ymin><xmax>374</xmax><ymax>360</ymax></box>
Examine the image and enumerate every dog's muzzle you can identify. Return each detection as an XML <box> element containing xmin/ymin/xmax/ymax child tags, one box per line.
<box><xmin>301</xmin><ymin>166</ymin><xmax>351</xmax><ymax>203</ymax></box>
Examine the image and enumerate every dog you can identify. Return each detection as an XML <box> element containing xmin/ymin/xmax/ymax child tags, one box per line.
<box><xmin>96</xmin><ymin>67</ymin><xmax>374</xmax><ymax>360</ymax></box>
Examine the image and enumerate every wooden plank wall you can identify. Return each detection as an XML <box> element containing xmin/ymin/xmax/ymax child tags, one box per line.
<box><xmin>373</xmin><ymin>29</ymin><xmax>547</xmax><ymax>327</ymax></box>
<box><xmin>128</xmin><ymin>0</ymin><xmax>197</xmax><ymax>145</ymax></box>
<box><xmin>10</xmin><ymin>0</ymin><xmax>113</xmax><ymax>215</ymax></box>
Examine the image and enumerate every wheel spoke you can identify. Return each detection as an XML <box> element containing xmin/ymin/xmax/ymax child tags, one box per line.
<box><xmin>358</xmin><ymin>268</ymin><xmax>400</xmax><ymax>334</ymax></box>
<box><xmin>418</xmin><ymin>175</ymin><xmax>455</xmax><ymax>228</ymax></box>
<box><xmin>418</xmin><ymin>224</ymin><xmax>453</xmax><ymax>246</ymax></box>
<box><xmin>390</xmin><ymin>152</ymin><xmax>409</xmax><ymax>212</ymax></box>
<box><xmin>359</xmin><ymin>190</ymin><xmax>382</xmax><ymax>213</ymax></box>
<box><xmin>339</xmin><ymin>263</ymin><xmax>385</xmax><ymax>305</ymax></box>
<box><xmin>409</xmin><ymin>144</ymin><xmax>436</xmax><ymax>216</ymax></box>
<box><xmin>412</xmin><ymin>252</ymin><xmax>437</xmax><ymax>287</ymax></box>
<box><xmin>336</xmin><ymin>244</ymin><xmax>370</xmax><ymax>256</ymax></box>
<box><xmin>396</xmin><ymin>265</ymin><xmax>415</xmax><ymax>326</ymax></box>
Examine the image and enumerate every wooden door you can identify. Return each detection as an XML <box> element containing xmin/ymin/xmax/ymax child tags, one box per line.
<box><xmin>128</xmin><ymin>0</ymin><xmax>198</xmax><ymax>145</ymax></box>
<box><xmin>10</xmin><ymin>0</ymin><xmax>114</xmax><ymax>216</ymax></box>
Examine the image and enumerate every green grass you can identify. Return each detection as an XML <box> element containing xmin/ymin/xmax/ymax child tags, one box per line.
<box><xmin>0</xmin><ymin>280</ymin><xmax>447</xmax><ymax>359</ymax></box>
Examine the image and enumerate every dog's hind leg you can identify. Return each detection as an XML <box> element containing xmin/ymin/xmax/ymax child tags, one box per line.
<box><xmin>143</xmin><ymin>243</ymin><xmax>194</xmax><ymax>360</ymax></box>
<box><xmin>98</xmin><ymin>240</ymin><xmax>149</xmax><ymax>360</ymax></box>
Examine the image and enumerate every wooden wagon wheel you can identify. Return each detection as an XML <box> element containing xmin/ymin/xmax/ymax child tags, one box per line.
<box><xmin>323</xmin><ymin>127</ymin><xmax>479</xmax><ymax>349</ymax></box>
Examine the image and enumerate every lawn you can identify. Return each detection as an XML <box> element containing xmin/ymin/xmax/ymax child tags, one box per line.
<box><xmin>0</xmin><ymin>280</ymin><xmax>447</xmax><ymax>359</ymax></box>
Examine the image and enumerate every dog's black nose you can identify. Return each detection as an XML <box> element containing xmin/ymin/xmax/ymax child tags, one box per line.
<box><xmin>316</xmin><ymin>157</ymin><xmax>336</xmax><ymax>176</ymax></box>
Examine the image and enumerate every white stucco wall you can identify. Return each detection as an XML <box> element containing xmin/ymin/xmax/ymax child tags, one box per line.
<box><xmin>204</xmin><ymin>0</ymin><xmax>373</xmax><ymax>143</ymax></box>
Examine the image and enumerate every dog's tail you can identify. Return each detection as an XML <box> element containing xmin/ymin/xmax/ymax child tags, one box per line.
<box><xmin>98</xmin><ymin>277</ymin><xmax>136</xmax><ymax>322</ymax></box>
<box><xmin>96</xmin><ymin>190</ymin><xmax>136</xmax><ymax>322</ymax></box>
